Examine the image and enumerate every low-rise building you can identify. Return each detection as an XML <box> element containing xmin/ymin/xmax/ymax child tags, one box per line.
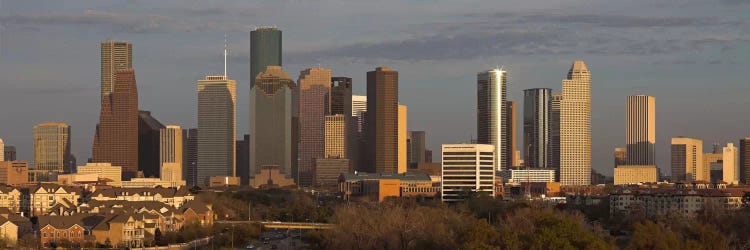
<box><xmin>499</xmin><ymin>169</ymin><xmax>556</xmax><ymax>184</ymax></box>
<box><xmin>339</xmin><ymin>172</ymin><xmax>439</xmax><ymax>201</ymax></box>
<box><xmin>30</xmin><ymin>184</ymin><xmax>81</xmax><ymax>216</ymax></box>
<box><xmin>91</xmin><ymin>214</ymin><xmax>145</xmax><ymax>248</ymax></box>
<box><xmin>248</xmin><ymin>165</ymin><xmax>295</xmax><ymax>188</ymax></box>
<box><xmin>0</xmin><ymin>187</ymin><xmax>22</xmax><ymax>214</ymax></box>
<box><xmin>77</xmin><ymin>163</ymin><xmax>122</xmax><ymax>186</ymax></box>
<box><xmin>0</xmin><ymin>161</ymin><xmax>28</xmax><ymax>186</ymax></box>
<box><xmin>88</xmin><ymin>187</ymin><xmax>193</xmax><ymax>208</ymax></box>
<box><xmin>610</xmin><ymin>187</ymin><xmax>747</xmax><ymax>218</ymax></box>
<box><xmin>614</xmin><ymin>165</ymin><xmax>658</xmax><ymax>185</ymax></box>
<box><xmin>0</xmin><ymin>219</ymin><xmax>17</xmax><ymax>246</ymax></box>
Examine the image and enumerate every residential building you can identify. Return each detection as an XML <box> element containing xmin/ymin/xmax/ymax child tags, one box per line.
<box><xmin>671</xmin><ymin>137</ymin><xmax>703</xmax><ymax>182</ymax></box>
<box><xmin>441</xmin><ymin>144</ymin><xmax>495</xmax><ymax>202</ymax></box>
<box><xmin>30</xmin><ymin>184</ymin><xmax>81</xmax><ymax>216</ymax></box>
<box><xmin>313</xmin><ymin>158</ymin><xmax>351</xmax><ymax>190</ymax></box>
<box><xmin>38</xmin><ymin>215</ymin><xmax>86</xmax><ymax>247</ymax></box>
<box><xmin>723</xmin><ymin>143</ymin><xmax>738</xmax><ymax>184</ymax></box>
<box><xmin>138</xmin><ymin>111</ymin><xmax>165</xmax><ymax>178</ymax></box>
<box><xmin>33</xmin><ymin>122</ymin><xmax>72</xmax><ymax>175</ymax></box>
<box><xmin>0</xmin><ymin>162</ymin><xmax>28</xmax><ymax>186</ymax></box>
<box><xmin>250</xmin><ymin>66</ymin><xmax>295</xmax><ymax>184</ymax></box>
<box><xmin>0</xmin><ymin>187</ymin><xmax>22</xmax><ymax>214</ymax></box>
<box><xmin>0</xmin><ymin>219</ymin><xmax>17</xmax><ymax>246</ymax></box>
<box><xmin>366</xmin><ymin>67</ymin><xmax>399</xmax><ymax>174</ymax></box>
<box><xmin>505</xmin><ymin>100</ymin><xmax>517</xmax><ymax>169</ymax></box>
<box><xmin>182</xmin><ymin>201</ymin><xmax>214</xmax><ymax>226</ymax></box>
<box><xmin>739</xmin><ymin>138</ymin><xmax>750</xmax><ymax>184</ymax></box>
<box><xmin>88</xmin><ymin>187</ymin><xmax>194</xmax><ymax>208</ymax></box>
<box><xmin>398</xmin><ymin>104</ymin><xmax>407</xmax><ymax>173</ymax></box>
<box><xmin>197</xmin><ymin>75</ymin><xmax>236</xmax><ymax>186</ymax></box>
<box><xmin>77</xmin><ymin>162</ymin><xmax>122</xmax><ymax>186</ymax></box>
<box><xmin>339</xmin><ymin>172</ymin><xmax>438</xmax><ymax>202</ymax></box>
<box><xmin>560</xmin><ymin>60</ymin><xmax>591</xmax><ymax>186</ymax></box>
<box><xmin>523</xmin><ymin>88</ymin><xmax>552</xmax><ymax>169</ymax></box>
<box><xmin>610</xmin><ymin>188</ymin><xmax>746</xmax><ymax>218</ymax></box>
<box><xmin>499</xmin><ymin>169</ymin><xmax>556</xmax><ymax>184</ymax></box>
<box><xmin>613</xmin><ymin>165</ymin><xmax>658</xmax><ymax>185</ymax></box>
<box><xmin>250</xmin><ymin>27</ymin><xmax>282</xmax><ymax>88</ymax></box>
<box><xmin>407</xmin><ymin>131</ymin><xmax>426</xmax><ymax>169</ymax></box>
<box><xmin>91</xmin><ymin>214</ymin><xmax>145</xmax><ymax>248</ymax></box>
<box><xmin>92</xmin><ymin>69</ymin><xmax>139</xmax><ymax>180</ymax></box>
<box><xmin>477</xmin><ymin>67</ymin><xmax>506</xmax><ymax>171</ymax></box>
<box><xmin>626</xmin><ymin>95</ymin><xmax>656</xmax><ymax>165</ymax></box>
<box><xmin>298</xmin><ymin>67</ymin><xmax>332</xmax><ymax>187</ymax></box>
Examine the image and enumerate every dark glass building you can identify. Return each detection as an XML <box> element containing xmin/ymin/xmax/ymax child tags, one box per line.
<box><xmin>137</xmin><ymin>111</ymin><xmax>165</xmax><ymax>178</ymax></box>
<box><xmin>523</xmin><ymin>88</ymin><xmax>551</xmax><ymax>169</ymax></box>
<box><xmin>250</xmin><ymin>27</ymin><xmax>282</xmax><ymax>88</ymax></box>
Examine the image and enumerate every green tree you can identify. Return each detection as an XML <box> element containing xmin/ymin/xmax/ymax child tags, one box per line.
<box><xmin>627</xmin><ymin>221</ymin><xmax>680</xmax><ymax>250</ymax></box>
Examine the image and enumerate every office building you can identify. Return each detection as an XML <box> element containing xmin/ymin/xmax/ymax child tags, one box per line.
<box><xmin>197</xmin><ymin>75</ymin><xmax>236</xmax><ymax>186</ymax></box>
<box><xmin>159</xmin><ymin>125</ymin><xmax>183</xmax><ymax>179</ymax></box>
<box><xmin>331</xmin><ymin>77</ymin><xmax>354</xmax><ymax>160</ymax></box>
<box><xmin>313</xmin><ymin>158</ymin><xmax>351</xmax><ymax>190</ymax></box>
<box><xmin>425</xmin><ymin>150</ymin><xmax>433</xmax><ymax>163</ymax></box>
<box><xmin>626</xmin><ymin>95</ymin><xmax>656</xmax><ymax>165</ymax></box>
<box><xmin>704</xmin><ymin>152</ymin><xmax>722</xmax><ymax>183</ymax></box>
<box><xmin>723</xmin><ymin>143</ymin><xmax>738</xmax><ymax>185</ymax></box>
<box><xmin>614</xmin><ymin>148</ymin><xmax>627</xmax><ymax>167</ymax></box>
<box><xmin>407</xmin><ymin>131</ymin><xmax>426</xmax><ymax>169</ymax></box>
<box><xmin>298</xmin><ymin>67</ymin><xmax>332</xmax><ymax>187</ymax></box>
<box><xmin>250</xmin><ymin>66</ymin><xmax>295</xmax><ymax>183</ymax></box>
<box><xmin>550</xmin><ymin>93</ymin><xmax>562</xmax><ymax>174</ymax></box>
<box><xmin>505</xmin><ymin>100</ymin><xmax>517</xmax><ymax>168</ymax></box>
<box><xmin>398</xmin><ymin>104</ymin><xmax>407</xmax><ymax>173</ymax></box>
<box><xmin>441</xmin><ymin>144</ymin><xmax>495</xmax><ymax>202</ymax></box>
<box><xmin>366</xmin><ymin>67</ymin><xmax>399</xmax><ymax>174</ymax></box>
<box><xmin>523</xmin><ymin>88</ymin><xmax>551</xmax><ymax>169</ymax></box>
<box><xmin>250</xmin><ymin>27</ymin><xmax>282</xmax><ymax>87</ymax></box>
<box><xmin>0</xmin><ymin>161</ymin><xmax>28</xmax><ymax>186</ymax></box>
<box><xmin>477</xmin><ymin>67</ymin><xmax>507</xmax><ymax>171</ymax></box>
<box><xmin>671</xmin><ymin>137</ymin><xmax>703</xmax><ymax>182</ymax></box>
<box><xmin>0</xmin><ymin>139</ymin><xmax>3</xmax><ymax>161</ymax></box>
<box><xmin>560</xmin><ymin>60</ymin><xmax>591</xmax><ymax>186</ymax></box>
<box><xmin>499</xmin><ymin>169</ymin><xmax>556</xmax><ymax>184</ymax></box>
<box><xmin>739</xmin><ymin>138</ymin><xmax>750</xmax><ymax>184</ymax></box>
<box><xmin>160</xmin><ymin>162</ymin><xmax>183</xmax><ymax>186</ymax></box>
<box><xmin>100</xmin><ymin>40</ymin><xmax>132</xmax><ymax>101</ymax></box>
<box><xmin>138</xmin><ymin>111</ymin><xmax>165</xmax><ymax>178</ymax></box>
<box><xmin>77</xmin><ymin>162</ymin><xmax>122</xmax><ymax>186</ymax></box>
<box><xmin>352</xmin><ymin>95</ymin><xmax>367</xmax><ymax>132</ymax></box>
<box><xmin>3</xmin><ymin>146</ymin><xmax>15</xmax><ymax>161</ymax></box>
<box><xmin>92</xmin><ymin>69</ymin><xmax>139</xmax><ymax>180</ymax></box>
<box><xmin>339</xmin><ymin>172</ymin><xmax>437</xmax><ymax>202</ymax></box>
<box><xmin>183</xmin><ymin>129</ymin><xmax>198</xmax><ymax>187</ymax></box>
<box><xmin>33</xmin><ymin>122</ymin><xmax>72</xmax><ymax>174</ymax></box>
<box><xmin>236</xmin><ymin>135</ymin><xmax>250</xmax><ymax>185</ymax></box>
<box><xmin>614</xmin><ymin>165</ymin><xmax>658</xmax><ymax>185</ymax></box>
<box><xmin>325</xmin><ymin>115</ymin><xmax>346</xmax><ymax>158</ymax></box>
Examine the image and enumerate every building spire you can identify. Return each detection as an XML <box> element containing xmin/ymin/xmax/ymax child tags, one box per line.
<box><xmin>224</xmin><ymin>33</ymin><xmax>228</xmax><ymax>78</ymax></box>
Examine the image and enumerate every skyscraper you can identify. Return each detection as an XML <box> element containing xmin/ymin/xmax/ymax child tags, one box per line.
<box><xmin>477</xmin><ymin>67</ymin><xmax>507</xmax><ymax>171</ymax></box>
<box><xmin>33</xmin><ymin>122</ymin><xmax>71</xmax><ymax>174</ymax></box>
<box><xmin>550</xmin><ymin>93</ymin><xmax>562</xmax><ymax>174</ymax></box>
<box><xmin>723</xmin><ymin>143</ymin><xmax>738</xmax><ymax>185</ymax></box>
<box><xmin>250</xmin><ymin>27</ymin><xmax>282</xmax><ymax>88</ymax></box>
<box><xmin>614</xmin><ymin>148</ymin><xmax>627</xmax><ymax>167</ymax></box>
<box><xmin>352</xmin><ymin>95</ymin><xmax>367</xmax><ymax>133</ymax></box>
<box><xmin>236</xmin><ymin>135</ymin><xmax>250</xmax><ymax>185</ymax></box>
<box><xmin>671</xmin><ymin>137</ymin><xmax>703</xmax><ymax>182</ymax></box>
<box><xmin>92</xmin><ymin>69</ymin><xmax>139</xmax><ymax>180</ymax></box>
<box><xmin>366</xmin><ymin>67</ymin><xmax>399</xmax><ymax>174</ymax></box>
<box><xmin>331</xmin><ymin>77</ymin><xmax>354</xmax><ymax>163</ymax></box>
<box><xmin>138</xmin><ymin>111</ymin><xmax>165</xmax><ymax>178</ymax></box>
<box><xmin>298</xmin><ymin>67</ymin><xmax>332</xmax><ymax>187</ymax></box>
<box><xmin>159</xmin><ymin>125</ymin><xmax>183</xmax><ymax>172</ymax></box>
<box><xmin>398</xmin><ymin>104</ymin><xmax>407</xmax><ymax>173</ymax></box>
<box><xmin>740</xmin><ymin>138</ymin><xmax>750</xmax><ymax>184</ymax></box>
<box><xmin>197</xmin><ymin>75</ymin><xmax>236</xmax><ymax>186</ymax></box>
<box><xmin>560</xmin><ymin>61</ymin><xmax>591</xmax><ymax>186</ymax></box>
<box><xmin>523</xmin><ymin>88</ymin><xmax>551</xmax><ymax>169</ymax></box>
<box><xmin>407</xmin><ymin>131</ymin><xmax>426</xmax><ymax>169</ymax></box>
<box><xmin>504</xmin><ymin>101</ymin><xmax>517</xmax><ymax>169</ymax></box>
<box><xmin>250</xmin><ymin>66</ymin><xmax>295</xmax><ymax>184</ymax></box>
<box><xmin>626</xmin><ymin>95</ymin><xmax>656</xmax><ymax>165</ymax></box>
<box><xmin>183</xmin><ymin>128</ymin><xmax>198</xmax><ymax>187</ymax></box>
<box><xmin>100</xmin><ymin>40</ymin><xmax>132</xmax><ymax>102</ymax></box>
<box><xmin>0</xmin><ymin>139</ymin><xmax>3</xmax><ymax>161</ymax></box>
<box><xmin>3</xmin><ymin>146</ymin><xmax>15</xmax><ymax>161</ymax></box>
<box><xmin>325</xmin><ymin>115</ymin><xmax>346</xmax><ymax>158</ymax></box>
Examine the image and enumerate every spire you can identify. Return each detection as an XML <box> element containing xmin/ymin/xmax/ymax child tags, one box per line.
<box><xmin>224</xmin><ymin>33</ymin><xmax>228</xmax><ymax>78</ymax></box>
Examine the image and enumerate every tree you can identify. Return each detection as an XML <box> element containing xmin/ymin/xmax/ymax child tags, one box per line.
<box><xmin>743</xmin><ymin>192</ymin><xmax>750</xmax><ymax>208</ymax></box>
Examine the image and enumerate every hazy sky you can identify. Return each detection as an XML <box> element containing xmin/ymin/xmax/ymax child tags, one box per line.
<box><xmin>1</xmin><ymin>0</ymin><xmax>749</xmax><ymax>176</ymax></box>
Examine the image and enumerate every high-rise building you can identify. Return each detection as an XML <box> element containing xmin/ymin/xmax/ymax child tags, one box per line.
<box><xmin>3</xmin><ymin>146</ymin><xmax>15</xmax><ymax>161</ymax></box>
<box><xmin>138</xmin><ymin>111</ymin><xmax>165</xmax><ymax>178</ymax></box>
<box><xmin>425</xmin><ymin>150</ymin><xmax>433</xmax><ymax>163</ymax></box>
<box><xmin>250</xmin><ymin>66</ymin><xmax>295</xmax><ymax>184</ymax></box>
<box><xmin>325</xmin><ymin>115</ymin><xmax>346</xmax><ymax>158</ymax></box>
<box><xmin>236</xmin><ymin>135</ymin><xmax>250</xmax><ymax>185</ymax></box>
<box><xmin>626</xmin><ymin>95</ymin><xmax>656</xmax><ymax>165</ymax></box>
<box><xmin>352</xmin><ymin>95</ymin><xmax>367</xmax><ymax>132</ymax></box>
<box><xmin>366</xmin><ymin>67</ymin><xmax>399</xmax><ymax>174</ymax></box>
<box><xmin>159</xmin><ymin>125</ymin><xmax>183</xmax><ymax>176</ymax></box>
<box><xmin>671</xmin><ymin>137</ymin><xmax>703</xmax><ymax>182</ymax></box>
<box><xmin>407</xmin><ymin>131</ymin><xmax>426</xmax><ymax>169</ymax></box>
<box><xmin>0</xmin><ymin>139</ymin><xmax>4</xmax><ymax>161</ymax></box>
<box><xmin>739</xmin><ymin>138</ymin><xmax>750</xmax><ymax>184</ymax></box>
<box><xmin>723</xmin><ymin>143</ymin><xmax>738</xmax><ymax>185</ymax></box>
<box><xmin>298</xmin><ymin>67</ymin><xmax>332</xmax><ymax>187</ymax></box>
<box><xmin>100</xmin><ymin>40</ymin><xmax>132</xmax><ymax>101</ymax></box>
<box><xmin>197</xmin><ymin>75</ymin><xmax>236</xmax><ymax>186</ymax></box>
<box><xmin>92</xmin><ymin>69</ymin><xmax>139</xmax><ymax>180</ymax></box>
<box><xmin>331</xmin><ymin>77</ymin><xmax>354</xmax><ymax>163</ymax></box>
<box><xmin>352</xmin><ymin>95</ymin><xmax>367</xmax><ymax>171</ymax></box>
<box><xmin>523</xmin><ymin>88</ymin><xmax>551</xmax><ymax>169</ymax></box>
<box><xmin>398</xmin><ymin>104</ymin><xmax>407</xmax><ymax>174</ymax></box>
<box><xmin>614</xmin><ymin>148</ymin><xmax>627</xmax><ymax>167</ymax></box>
<box><xmin>441</xmin><ymin>144</ymin><xmax>495</xmax><ymax>202</ymax></box>
<box><xmin>33</xmin><ymin>122</ymin><xmax>71</xmax><ymax>174</ymax></box>
<box><xmin>560</xmin><ymin>61</ymin><xmax>591</xmax><ymax>186</ymax></box>
<box><xmin>550</xmin><ymin>93</ymin><xmax>562</xmax><ymax>174</ymax></box>
<box><xmin>250</xmin><ymin>27</ymin><xmax>282</xmax><ymax>88</ymax></box>
<box><xmin>704</xmin><ymin>152</ymin><xmax>722</xmax><ymax>183</ymax></box>
<box><xmin>477</xmin><ymin>67</ymin><xmax>506</xmax><ymax>171</ymax></box>
<box><xmin>183</xmin><ymin>128</ymin><xmax>198</xmax><ymax>187</ymax></box>
<box><xmin>505</xmin><ymin>101</ymin><xmax>517</xmax><ymax>169</ymax></box>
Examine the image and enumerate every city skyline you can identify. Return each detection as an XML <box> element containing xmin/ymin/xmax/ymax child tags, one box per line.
<box><xmin>2</xmin><ymin>1</ymin><xmax>750</xmax><ymax>177</ymax></box>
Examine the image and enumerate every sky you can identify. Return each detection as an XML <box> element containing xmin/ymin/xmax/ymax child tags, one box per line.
<box><xmin>1</xmin><ymin>0</ymin><xmax>749</xmax><ymax>176</ymax></box>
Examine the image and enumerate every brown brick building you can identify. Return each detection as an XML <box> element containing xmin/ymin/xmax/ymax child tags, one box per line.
<box><xmin>366</xmin><ymin>67</ymin><xmax>398</xmax><ymax>174</ymax></box>
<box><xmin>93</xmin><ymin>69</ymin><xmax>139</xmax><ymax>180</ymax></box>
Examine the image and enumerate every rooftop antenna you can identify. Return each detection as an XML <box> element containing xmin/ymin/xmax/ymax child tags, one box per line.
<box><xmin>224</xmin><ymin>33</ymin><xmax>228</xmax><ymax>78</ymax></box>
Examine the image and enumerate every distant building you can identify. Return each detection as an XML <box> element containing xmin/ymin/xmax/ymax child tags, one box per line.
<box><xmin>500</xmin><ymin>169</ymin><xmax>556</xmax><ymax>184</ymax></box>
<box><xmin>236</xmin><ymin>135</ymin><xmax>250</xmax><ymax>185</ymax></box>
<box><xmin>671</xmin><ymin>137</ymin><xmax>703</xmax><ymax>182</ymax></box>
<box><xmin>313</xmin><ymin>158</ymin><xmax>351</xmax><ymax>190</ymax></box>
<box><xmin>0</xmin><ymin>139</ymin><xmax>3</xmax><ymax>162</ymax></box>
<box><xmin>160</xmin><ymin>162</ymin><xmax>184</xmax><ymax>186</ymax></box>
<box><xmin>250</xmin><ymin>27</ymin><xmax>282</xmax><ymax>88</ymax></box>
<box><xmin>0</xmin><ymin>162</ymin><xmax>28</xmax><ymax>186</ymax></box>
<box><xmin>137</xmin><ymin>111</ymin><xmax>165</xmax><ymax>178</ymax></box>
<box><xmin>298</xmin><ymin>67</ymin><xmax>332</xmax><ymax>187</ymax></box>
<box><xmin>159</xmin><ymin>125</ymin><xmax>182</xmax><ymax>178</ymax></box>
<box><xmin>330</xmin><ymin>77</ymin><xmax>354</xmax><ymax>162</ymax></box>
<box><xmin>208</xmin><ymin>176</ymin><xmax>241</xmax><ymax>188</ymax></box>
<box><xmin>339</xmin><ymin>172</ymin><xmax>438</xmax><ymax>202</ymax></box>
<box><xmin>560</xmin><ymin>61</ymin><xmax>591</xmax><ymax>186</ymax></box>
<box><xmin>614</xmin><ymin>148</ymin><xmax>627</xmax><ymax>167</ymax></box>
<box><xmin>197</xmin><ymin>75</ymin><xmax>236</xmax><ymax>186</ymax></box>
<box><xmin>505</xmin><ymin>100</ymin><xmax>517</xmax><ymax>169</ymax></box>
<box><xmin>248</xmin><ymin>165</ymin><xmax>295</xmax><ymax>188</ymax></box>
<box><xmin>398</xmin><ymin>104</ymin><xmax>407</xmax><ymax>173</ymax></box>
<box><xmin>407</xmin><ymin>131</ymin><xmax>426</xmax><ymax>169</ymax></box>
<box><xmin>614</xmin><ymin>165</ymin><xmax>658</xmax><ymax>185</ymax></box>
<box><xmin>626</xmin><ymin>96</ymin><xmax>656</xmax><ymax>165</ymax></box>
<box><xmin>739</xmin><ymin>138</ymin><xmax>750</xmax><ymax>184</ymax></box>
<box><xmin>523</xmin><ymin>88</ymin><xmax>552</xmax><ymax>169</ymax></box>
<box><xmin>723</xmin><ymin>143</ymin><xmax>738</xmax><ymax>185</ymax></box>
<box><xmin>550</xmin><ymin>93</ymin><xmax>562</xmax><ymax>175</ymax></box>
<box><xmin>704</xmin><ymin>152</ymin><xmax>722</xmax><ymax>183</ymax></box>
<box><xmin>441</xmin><ymin>144</ymin><xmax>495</xmax><ymax>202</ymax></box>
<box><xmin>183</xmin><ymin>128</ymin><xmax>198</xmax><ymax>187</ymax></box>
<box><xmin>77</xmin><ymin>162</ymin><xmax>122</xmax><ymax>186</ymax></box>
<box><xmin>3</xmin><ymin>146</ymin><xmax>15</xmax><ymax>161</ymax></box>
<box><xmin>477</xmin><ymin>68</ymin><xmax>507</xmax><ymax>171</ymax></box>
<box><xmin>33</xmin><ymin>122</ymin><xmax>72</xmax><ymax>175</ymax></box>
<box><xmin>325</xmin><ymin>115</ymin><xmax>346</xmax><ymax>158</ymax></box>
<box><xmin>366</xmin><ymin>67</ymin><xmax>399</xmax><ymax>174</ymax></box>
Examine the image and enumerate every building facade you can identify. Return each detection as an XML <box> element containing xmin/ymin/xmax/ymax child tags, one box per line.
<box><xmin>77</xmin><ymin>162</ymin><xmax>122</xmax><ymax>186</ymax></box>
<box><xmin>523</xmin><ymin>88</ymin><xmax>551</xmax><ymax>169</ymax></box>
<box><xmin>366</xmin><ymin>67</ymin><xmax>399</xmax><ymax>174</ymax></box>
<box><xmin>477</xmin><ymin>68</ymin><xmax>507</xmax><ymax>171</ymax></box>
<box><xmin>723</xmin><ymin>143</ymin><xmax>738</xmax><ymax>184</ymax></box>
<box><xmin>499</xmin><ymin>169</ymin><xmax>556</xmax><ymax>184</ymax></box>
<box><xmin>398</xmin><ymin>104</ymin><xmax>407</xmax><ymax>173</ymax></box>
<box><xmin>33</xmin><ymin>122</ymin><xmax>72</xmax><ymax>175</ymax></box>
<box><xmin>0</xmin><ymin>162</ymin><xmax>28</xmax><ymax>186</ymax></box>
<box><xmin>100</xmin><ymin>40</ymin><xmax>132</xmax><ymax>102</ymax></box>
<box><xmin>560</xmin><ymin>61</ymin><xmax>591</xmax><ymax>186</ymax></box>
<box><xmin>3</xmin><ymin>146</ymin><xmax>15</xmax><ymax>162</ymax></box>
<box><xmin>613</xmin><ymin>165</ymin><xmax>658</xmax><ymax>185</ymax></box>
<box><xmin>138</xmin><ymin>111</ymin><xmax>165</xmax><ymax>178</ymax></box>
<box><xmin>614</xmin><ymin>148</ymin><xmax>627</xmax><ymax>167</ymax></box>
<box><xmin>671</xmin><ymin>137</ymin><xmax>703</xmax><ymax>182</ymax></box>
<box><xmin>325</xmin><ymin>115</ymin><xmax>346</xmax><ymax>158</ymax></box>
<box><xmin>441</xmin><ymin>144</ymin><xmax>495</xmax><ymax>202</ymax></box>
<box><xmin>626</xmin><ymin>95</ymin><xmax>656</xmax><ymax>165</ymax></box>
<box><xmin>298</xmin><ymin>67</ymin><xmax>332</xmax><ymax>187</ymax></box>
<box><xmin>159</xmin><ymin>125</ymin><xmax>183</xmax><ymax>173</ymax></box>
<box><xmin>550</xmin><ymin>93</ymin><xmax>562</xmax><ymax>176</ymax></box>
<box><xmin>250</xmin><ymin>27</ymin><xmax>282</xmax><ymax>87</ymax></box>
<box><xmin>197</xmin><ymin>75</ymin><xmax>236</xmax><ymax>186</ymax></box>
<box><xmin>407</xmin><ymin>131</ymin><xmax>426</xmax><ymax>169</ymax></box>
<box><xmin>183</xmin><ymin>129</ymin><xmax>198</xmax><ymax>187</ymax></box>
<box><xmin>739</xmin><ymin>138</ymin><xmax>750</xmax><ymax>184</ymax></box>
<box><xmin>505</xmin><ymin>101</ymin><xmax>517</xmax><ymax>169</ymax></box>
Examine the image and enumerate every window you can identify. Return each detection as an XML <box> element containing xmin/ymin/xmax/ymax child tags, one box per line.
<box><xmin>43</xmin><ymin>233</ymin><xmax>47</xmax><ymax>237</ymax></box>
